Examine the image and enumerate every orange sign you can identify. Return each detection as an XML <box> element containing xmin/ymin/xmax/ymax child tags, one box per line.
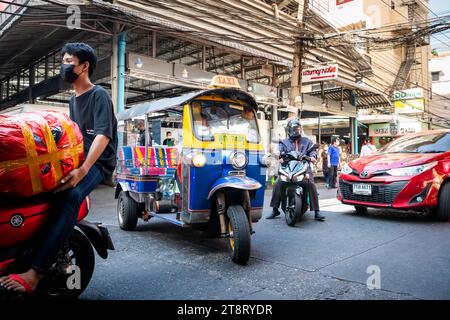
<box><xmin>209</xmin><ymin>75</ymin><xmax>241</xmax><ymax>89</ymax></box>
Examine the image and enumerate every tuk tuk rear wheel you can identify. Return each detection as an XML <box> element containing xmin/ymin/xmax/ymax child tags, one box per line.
<box><xmin>226</xmin><ymin>205</ymin><xmax>251</xmax><ymax>265</ymax></box>
<box><xmin>117</xmin><ymin>191</ymin><xmax>139</xmax><ymax>231</ymax></box>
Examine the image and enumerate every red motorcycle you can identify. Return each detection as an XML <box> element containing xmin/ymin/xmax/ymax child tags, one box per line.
<box><xmin>0</xmin><ymin>194</ymin><xmax>114</xmax><ymax>299</ymax></box>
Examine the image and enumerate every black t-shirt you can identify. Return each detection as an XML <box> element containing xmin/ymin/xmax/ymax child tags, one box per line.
<box><xmin>69</xmin><ymin>85</ymin><xmax>118</xmax><ymax>184</ymax></box>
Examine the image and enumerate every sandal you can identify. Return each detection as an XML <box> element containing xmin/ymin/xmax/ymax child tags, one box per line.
<box><xmin>0</xmin><ymin>274</ymin><xmax>33</xmax><ymax>294</ymax></box>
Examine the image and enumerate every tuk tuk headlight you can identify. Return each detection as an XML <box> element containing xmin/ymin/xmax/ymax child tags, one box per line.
<box><xmin>231</xmin><ymin>152</ymin><xmax>248</xmax><ymax>169</ymax></box>
<box><xmin>192</xmin><ymin>153</ymin><xmax>206</xmax><ymax>168</ymax></box>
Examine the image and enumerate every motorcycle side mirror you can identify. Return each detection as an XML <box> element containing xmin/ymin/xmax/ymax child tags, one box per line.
<box><xmin>308</xmin><ymin>144</ymin><xmax>319</xmax><ymax>151</ymax></box>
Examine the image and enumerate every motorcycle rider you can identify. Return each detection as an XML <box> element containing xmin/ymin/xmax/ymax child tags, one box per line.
<box><xmin>0</xmin><ymin>42</ymin><xmax>117</xmax><ymax>294</ymax></box>
<box><xmin>266</xmin><ymin>119</ymin><xmax>326</xmax><ymax>221</ymax></box>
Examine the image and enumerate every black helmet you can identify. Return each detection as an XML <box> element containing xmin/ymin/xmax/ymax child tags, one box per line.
<box><xmin>287</xmin><ymin>119</ymin><xmax>302</xmax><ymax>140</ymax></box>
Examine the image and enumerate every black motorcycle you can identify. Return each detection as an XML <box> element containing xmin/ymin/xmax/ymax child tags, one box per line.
<box><xmin>278</xmin><ymin>146</ymin><xmax>317</xmax><ymax>226</ymax></box>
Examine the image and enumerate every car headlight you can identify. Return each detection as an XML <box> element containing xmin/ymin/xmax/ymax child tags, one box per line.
<box><xmin>387</xmin><ymin>161</ymin><xmax>437</xmax><ymax>177</ymax></box>
<box><xmin>341</xmin><ymin>163</ymin><xmax>353</xmax><ymax>175</ymax></box>
<box><xmin>192</xmin><ymin>153</ymin><xmax>206</xmax><ymax>168</ymax></box>
<box><xmin>230</xmin><ymin>152</ymin><xmax>248</xmax><ymax>169</ymax></box>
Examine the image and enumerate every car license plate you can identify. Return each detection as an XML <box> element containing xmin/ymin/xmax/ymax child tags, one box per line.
<box><xmin>353</xmin><ymin>183</ymin><xmax>372</xmax><ymax>196</ymax></box>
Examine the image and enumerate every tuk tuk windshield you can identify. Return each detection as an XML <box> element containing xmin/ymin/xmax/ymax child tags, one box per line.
<box><xmin>191</xmin><ymin>100</ymin><xmax>260</xmax><ymax>143</ymax></box>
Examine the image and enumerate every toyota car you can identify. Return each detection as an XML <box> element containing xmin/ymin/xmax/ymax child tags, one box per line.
<box><xmin>337</xmin><ymin>130</ymin><xmax>450</xmax><ymax>221</ymax></box>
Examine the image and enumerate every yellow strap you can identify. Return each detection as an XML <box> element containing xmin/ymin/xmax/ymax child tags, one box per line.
<box><xmin>20</xmin><ymin>122</ymin><xmax>43</xmax><ymax>194</ymax></box>
<box><xmin>0</xmin><ymin>145</ymin><xmax>83</xmax><ymax>171</ymax></box>
<box><xmin>39</xmin><ymin>117</ymin><xmax>63</xmax><ymax>184</ymax></box>
<box><xmin>52</xmin><ymin>112</ymin><xmax>80</xmax><ymax>169</ymax></box>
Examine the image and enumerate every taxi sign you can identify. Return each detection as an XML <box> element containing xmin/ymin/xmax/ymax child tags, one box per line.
<box><xmin>208</xmin><ymin>75</ymin><xmax>241</xmax><ymax>89</ymax></box>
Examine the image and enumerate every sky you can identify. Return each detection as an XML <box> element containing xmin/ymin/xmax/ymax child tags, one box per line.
<box><xmin>429</xmin><ymin>0</ymin><xmax>450</xmax><ymax>51</ymax></box>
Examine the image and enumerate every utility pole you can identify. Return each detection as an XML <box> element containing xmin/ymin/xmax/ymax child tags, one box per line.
<box><xmin>289</xmin><ymin>0</ymin><xmax>309</xmax><ymax>119</ymax></box>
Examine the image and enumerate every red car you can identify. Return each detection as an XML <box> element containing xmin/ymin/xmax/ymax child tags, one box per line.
<box><xmin>337</xmin><ymin>129</ymin><xmax>450</xmax><ymax>221</ymax></box>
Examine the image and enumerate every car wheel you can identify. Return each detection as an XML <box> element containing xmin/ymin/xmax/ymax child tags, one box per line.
<box><xmin>436</xmin><ymin>182</ymin><xmax>450</xmax><ymax>222</ymax></box>
<box><xmin>354</xmin><ymin>206</ymin><xmax>368</xmax><ymax>215</ymax></box>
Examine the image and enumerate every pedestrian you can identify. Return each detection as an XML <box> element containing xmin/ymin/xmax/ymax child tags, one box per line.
<box><xmin>163</xmin><ymin>131</ymin><xmax>177</xmax><ymax>146</ymax></box>
<box><xmin>360</xmin><ymin>138</ymin><xmax>377</xmax><ymax>157</ymax></box>
<box><xmin>327</xmin><ymin>137</ymin><xmax>340</xmax><ymax>189</ymax></box>
<box><xmin>136</xmin><ymin>121</ymin><xmax>146</xmax><ymax>146</ymax></box>
<box><xmin>321</xmin><ymin>144</ymin><xmax>329</xmax><ymax>187</ymax></box>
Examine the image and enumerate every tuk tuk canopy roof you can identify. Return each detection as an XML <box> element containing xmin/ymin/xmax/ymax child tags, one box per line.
<box><xmin>116</xmin><ymin>88</ymin><xmax>258</xmax><ymax>121</ymax></box>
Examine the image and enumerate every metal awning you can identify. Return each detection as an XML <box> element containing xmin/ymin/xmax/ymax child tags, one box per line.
<box><xmin>308</xmin><ymin>77</ymin><xmax>392</xmax><ymax>111</ymax></box>
<box><xmin>0</xmin><ymin>3</ymin><xmax>99</xmax><ymax>80</ymax></box>
<box><xmin>116</xmin><ymin>88</ymin><xmax>258</xmax><ymax>121</ymax></box>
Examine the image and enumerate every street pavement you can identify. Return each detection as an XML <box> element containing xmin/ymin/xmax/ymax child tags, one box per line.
<box><xmin>80</xmin><ymin>183</ymin><xmax>450</xmax><ymax>300</ymax></box>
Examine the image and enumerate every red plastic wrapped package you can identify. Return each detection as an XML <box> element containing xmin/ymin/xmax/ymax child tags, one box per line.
<box><xmin>0</xmin><ymin>111</ymin><xmax>84</xmax><ymax>198</ymax></box>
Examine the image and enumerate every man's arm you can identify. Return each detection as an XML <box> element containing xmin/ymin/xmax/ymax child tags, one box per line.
<box><xmin>55</xmin><ymin>135</ymin><xmax>110</xmax><ymax>192</ymax></box>
<box><xmin>306</xmin><ymin>141</ymin><xmax>317</xmax><ymax>163</ymax></box>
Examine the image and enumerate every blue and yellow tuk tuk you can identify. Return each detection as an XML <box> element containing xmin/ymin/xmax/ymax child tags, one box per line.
<box><xmin>114</xmin><ymin>76</ymin><xmax>273</xmax><ymax>264</ymax></box>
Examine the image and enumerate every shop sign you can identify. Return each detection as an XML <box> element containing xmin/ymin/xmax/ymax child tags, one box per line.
<box><xmin>369</xmin><ymin>122</ymin><xmax>422</xmax><ymax>137</ymax></box>
<box><xmin>394</xmin><ymin>99</ymin><xmax>425</xmax><ymax>114</ymax></box>
<box><xmin>302</xmin><ymin>64</ymin><xmax>338</xmax><ymax>83</ymax></box>
<box><xmin>312</xmin><ymin>128</ymin><xmax>336</xmax><ymax>135</ymax></box>
<box><xmin>393</xmin><ymin>88</ymin><xmax>423</xmax><ymax>101</ymax></box>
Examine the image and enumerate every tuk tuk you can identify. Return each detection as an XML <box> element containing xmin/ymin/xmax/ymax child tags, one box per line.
<box><xmin>114</xmin><ymin>76</ymin><xmax>273</xmax><ymax>265</ymax></box>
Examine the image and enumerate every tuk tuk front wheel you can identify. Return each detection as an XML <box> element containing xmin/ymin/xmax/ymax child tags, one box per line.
<box><xmin>117</xmin><ymin>191</ymin><xmax>139</xmax><ymax>231</ymax></box>
<box><xmin>226</xmin><ymin>205</ymin><xmax>251</xmax><ymax>265</ymax></box>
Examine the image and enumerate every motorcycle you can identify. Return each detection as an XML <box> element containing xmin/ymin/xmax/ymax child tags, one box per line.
<box><xmin>278</xmin><ymin>146</ymin><xmax>318</xmax><ymax>226</ymax></box>
<box><xmin>0</xmin><ymin>193</ymin><xmax>114</xmax><ymax>300</ymax></box>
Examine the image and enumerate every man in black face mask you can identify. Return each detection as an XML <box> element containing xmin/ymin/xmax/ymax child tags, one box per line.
<box><xmin>266</xmin><ymin>119</ymin><xmax>325</xmax><ymax>221</ymax></box>
<box><xmin>0</xmin><ymin>43</ymin><xmax>117</xmax><ymax>294</ymax></box>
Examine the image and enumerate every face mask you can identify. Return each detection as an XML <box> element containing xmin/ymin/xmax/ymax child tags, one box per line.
<box><xmin>60</xmin><ymin>63</ymin><xmax>80</xmax><ymax>83</ymax></box>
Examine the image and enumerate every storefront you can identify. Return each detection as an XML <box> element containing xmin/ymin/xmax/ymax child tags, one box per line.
<box><xmin>368</xmin><ymin>117</ymin><xmax>426</xmax><ymax>149</ymax></box>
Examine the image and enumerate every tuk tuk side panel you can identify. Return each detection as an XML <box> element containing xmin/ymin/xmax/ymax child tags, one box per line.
<box><xmin>116</xmin><ymin>175</ymin><xmax>159</xmax><ymax>193</ymax></box>
<box><xmin>183</xmin><ymin>150</ymin><xmax>266</xmax><ymax>210</ymax></box>
<box><xmin>185</xmin><ymin>153</ymin><xmax>223</xmax><ymax>212</ymax></box>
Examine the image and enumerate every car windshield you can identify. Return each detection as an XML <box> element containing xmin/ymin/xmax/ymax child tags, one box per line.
<box><xmin>191</xmin><ymin>100</ymin><xmax>260</xmax><ymax>143</ymax></box>
<box><xmin>379</xmin><ymin>132</ymin><xmax>450</xmax><ymax>154</ymax></box>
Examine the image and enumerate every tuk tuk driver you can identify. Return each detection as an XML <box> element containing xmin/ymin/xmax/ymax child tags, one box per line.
<box><xmin>266</xmin><ymin>119</ymin><xmax>326</xmax><ymax>221</ymax></box>
<box><xmin>229</xmin><ymin>106</ymin><xmax>259</xmax><ymax>143</ymax></box>
<box><xmin>195</xmin><ymin>107</ymin><xmax>213</xmax><ymax>138</ymax></box>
